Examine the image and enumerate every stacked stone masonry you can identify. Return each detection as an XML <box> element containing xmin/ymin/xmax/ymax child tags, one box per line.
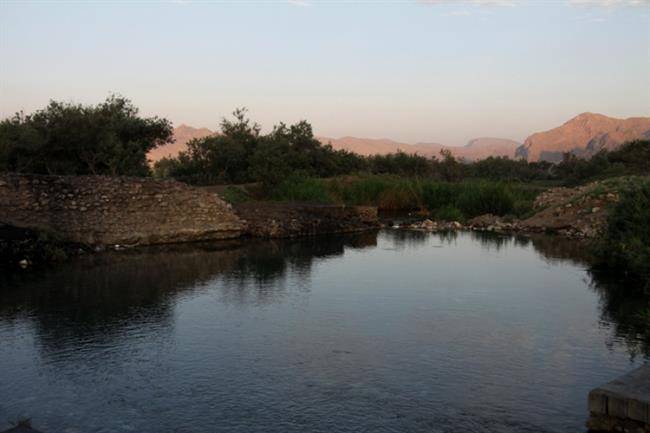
<box><xmin>0</xmin><ymin>174</ymin><xmax>244</xmax><ymax>245</ymax></box>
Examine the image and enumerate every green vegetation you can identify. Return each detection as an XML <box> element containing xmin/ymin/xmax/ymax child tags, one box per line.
<box><xmin>155</xmin><ymin>108</ymin><xmax>648</xmax><ymax>190</ymax></box>
<box><xmin>593</xmin><ymin>179</ymin><xmax>650</xmax><ymax>293</ymax></box>
<box><xmin>2</xmin><ymin>97</ymin><xmax>650</xmax><ymax>292</ymax></box>
<box><xmin>219</xmin><ymin>185</ymin><xmax>252</xmax><ymax>205</ymax></box>
<box><xmin>270</xmin><ymin>175</ymin><xmax>538</xmax><ymax>220</ymax></box>
<box><xmin>2</xmin><ymin>98</ymin><xmax>647</xmax><ymax>189</ymax></box>
<box><xmin>555</xmin><ymin>140</ymin><xmax>650</xmax><ymax>185</ymax></box>
<box><xmin>0</xmin><ymin>95</ymin><xmax>173</xmax><ymax>176</ymax></box>
<box><xmin>271</xmin><ymin>176</ymin><xmax>334</xmax><ymax>203</ymax></box>
<box><xmin>155</xmin><ymin>108</ymin><xmax>364</xmax><ymax>188</ymax></box>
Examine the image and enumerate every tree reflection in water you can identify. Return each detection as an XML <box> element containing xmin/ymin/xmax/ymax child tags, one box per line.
<box><xmin>0</xmin><ymin>232</ymin><xmax>377</xmax><ymax>355</ymax></box>
<box><xmin>0</xmin><ymin>229</ymin><xmax>647</xmax><ymax>359</ymax></box>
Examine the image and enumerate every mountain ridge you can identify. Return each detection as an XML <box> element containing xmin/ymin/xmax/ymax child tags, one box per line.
<box><xmin>147</xmin><ymin>113</ymin><xmax>650</xmax><ymax>163</ymax></box>
<box><xmin>516</xmin><ymin>113</ymin><xmax>650</xmax><ymax>162</ymax></box>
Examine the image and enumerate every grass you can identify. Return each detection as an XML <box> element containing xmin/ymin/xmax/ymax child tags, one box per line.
<box><xmin>270</xmin><ymin>175</ymin><xmax>539</xmax><ymax>219</ymax></box>
<box><xmin>433</xmin><ymin>205</ymin><xmax>465</xmax><ymax>222</ymax></box>
<box><xmin>271</xmin><ymin>176</ymin><xmax>334</xmax><ymax>204</ymax></box>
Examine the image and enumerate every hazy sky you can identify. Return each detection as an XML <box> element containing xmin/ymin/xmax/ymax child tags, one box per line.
<box><xmin>1</xmin><ymin>0</ymin><xmax>649</xmax><ymax>145</ymax></box>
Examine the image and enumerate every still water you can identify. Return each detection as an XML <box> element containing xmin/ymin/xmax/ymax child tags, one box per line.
<box><xmin>0</xmin><ymin>230</ymin><xmax>647</xmax><ymax>433</ymax></box>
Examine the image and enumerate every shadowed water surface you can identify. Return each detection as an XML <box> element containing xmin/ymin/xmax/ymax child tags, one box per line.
<box><xmin>0</xmin><ymin>230</ymin><xmax>647</xmax><ymax>433</ymax></box>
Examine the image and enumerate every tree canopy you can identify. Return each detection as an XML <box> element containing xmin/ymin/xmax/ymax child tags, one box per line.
<box><xmin>155</xmin><ymin>108</ymin><xmax>366</xmax><ymax>188</ymax></box>
<box><xmin>0</xmin><ymin>95</ymin><xmax>173</xmax><ymax>176</ymax></box>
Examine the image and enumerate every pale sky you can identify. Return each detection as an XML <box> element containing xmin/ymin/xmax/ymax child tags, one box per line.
<box><xmin>1</xmin><ymin>0</ymin><xmax>649</xmax><ymax>145</ymax></box>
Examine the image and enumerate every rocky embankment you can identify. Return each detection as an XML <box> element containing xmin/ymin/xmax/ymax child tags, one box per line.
<box><xmin>396</xmin><ymin>179</ymin><xmax>624</xmax><ymax>239</ymax></box>
<box><xmin>1</xmin><ymin>173</ymin><xmax>633</xmax><ymax>269</ymax></box>
<box><xmin>0</xmin><ymin>173</ymin><xmax>244</xmax><ymax>245</ymax></box>
<box><xmin>234</xmin><ymin>202</ymin><xmax>379</xmax><ymax>238</ymax></box>
<box><xmin>0</xmin><ymin>174</ymin><xmax>381</xmax><ymax>267</ymax></box>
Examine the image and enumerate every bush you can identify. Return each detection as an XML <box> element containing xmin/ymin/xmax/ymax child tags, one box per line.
<box><xmin>158</xmin><ymin>110</ymin><xmax>368</xmax><ymax>187</ymax></box>
<box><xmin>0</xmin><ymin>95</ymin><xmax>173</xmax><ymax>176</ymax></box>
<box><xmin>593</xmin><ymin>180</ymin><xmax>650</xmax><ymax>293</ymax></box>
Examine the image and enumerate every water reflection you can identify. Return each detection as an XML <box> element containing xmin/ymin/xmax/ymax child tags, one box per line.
<box><xmin>0</xmin><ymin>233</ymin><xmax>377</xmax><ymax>353</ymax></box>
<box><xmin>0</xmin><ymin>229</ymin><xmax>648</xmax><ymax>433</ymax></box>
<box><xmin>589</xmin><ymin>270</ymin><xmax>650</xmax><ymax>360</ymax></box>
<box><xmin>0</xmin><ymin>230</ymin><xmax>647</xmax><ymax>360</ymax></box>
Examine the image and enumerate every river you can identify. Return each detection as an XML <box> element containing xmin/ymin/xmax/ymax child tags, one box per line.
<box><xmin>0</xmin><ymin>230</ymin><xmax>647</xmax><ymax>433</ymax></box>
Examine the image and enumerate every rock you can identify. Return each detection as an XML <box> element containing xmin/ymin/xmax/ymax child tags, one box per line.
<box><xmin>0</xmin><ymin>173</ymin><xmax>244</xmax><ymax>245</ymax></box>
<box><xmin>452</xmin><ymin>221</ymin><xmax>462</xmax><ymax>229</ymax></box>
<box><xmin>18</xmin><ymin>259</ymin><xmax>29</xmax><ymax>268</ymax></box>
<box><xmin>592</xmin><ymin>207</ymin><xmax>601</xmax><ymax>213</ymax></box>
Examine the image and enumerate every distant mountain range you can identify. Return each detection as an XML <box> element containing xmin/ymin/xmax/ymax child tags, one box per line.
<box><xmin>317</xmin><ymin>136</ymin><xmax>521</xmax><ymax>161</ymax></box>
<box><xmin>515</xmin><ymin>113</ymin><xmax>650</xmax><ymax>162</ymax></box>
<box><xmin>148</xmin><ymin>113</ymin><xmax>650</xmax><ymax>163</ymax></box>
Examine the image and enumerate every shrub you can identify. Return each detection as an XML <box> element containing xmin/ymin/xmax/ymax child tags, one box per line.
<box><xmin>593</xmin><ymin>180</ymin><xmax>650</xmax><ymax>293</ymax></box>
<box><xmin>0</xmin><ymin>95</ymin><xmax>172</xmax><ymax>176</ymax></box>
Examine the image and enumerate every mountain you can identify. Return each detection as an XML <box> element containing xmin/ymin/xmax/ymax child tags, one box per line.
<box><xmin>319</xmin><ymin>136</ymin><xmax>519</xmax><ymax>161</ymax></box>
<box><xmin>516</xmin><ymin>113</ymin><xmax>650</xmax><ymax>162</ymax></box>
<box><xmin>454</xmin><ymin>137</ymin><xmax>520</xmax><ymax>160</ymax></box>
<box><xmin>148</xmin><ymin>124</ymin><xmax>214</xmax><ymax>162</ymax></box>
<box><xmin>317</xmin><ymin>136</ymin><xmax>446</xmax><ymax>158</ymax></box>
<box><xmin>149</xmin><ymin>127</ymin><xmax>518</xmax><ymax>163</ymax></box>
<box><xmin>148</xmin><ymin>113</ymin><xmax>650</xmax><ymax>164</ymax></box>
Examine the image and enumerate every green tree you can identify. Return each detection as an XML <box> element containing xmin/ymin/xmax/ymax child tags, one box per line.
<box><xmin>0</xmin><ymin>95</ymin><xmax>173</xmax><ymax>176</ymax></box>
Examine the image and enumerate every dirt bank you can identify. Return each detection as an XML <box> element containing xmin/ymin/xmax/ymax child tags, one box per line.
<box><xmin>234</xmin><ymin>202</ymin><xmax>379</xmax><ymax>238</ymax></box>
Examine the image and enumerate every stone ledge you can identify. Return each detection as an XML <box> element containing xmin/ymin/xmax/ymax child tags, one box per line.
<box><xmin>587</xmin><ymin>364</ymin><xmax>650</xmax><ymax>432</ymax></box>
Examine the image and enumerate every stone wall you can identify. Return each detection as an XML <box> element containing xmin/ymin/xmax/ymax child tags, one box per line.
<box><xmin>0</xmin><ymin>174</ymin><xmax>244</xmax><ymax>245</ymax></box>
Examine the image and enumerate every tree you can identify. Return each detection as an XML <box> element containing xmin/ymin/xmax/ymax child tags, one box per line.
<box><xmin>0</xmin><ymin>95</ymin><xmax>173</xmax><ymax>176</ymax></box>
<box><xmin>157</xmin><ymin>109</ymin><xmax>368</xmax><ymax>187</ymax></box>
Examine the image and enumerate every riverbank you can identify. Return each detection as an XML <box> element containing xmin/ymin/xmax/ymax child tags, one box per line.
<box><xmin>0</xmin><ymin>173</ymin><xmax>382</xmax><ymax>268</ymax></box>
<box><xmin>386</xmin><ymin>177</ymin><xmax>643</xmax><ymax>239</ymax></box>
<box><xmin>2</xmin><ymin>173</ymin><xmax>646</xmax><ymax>270</ymax></box>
